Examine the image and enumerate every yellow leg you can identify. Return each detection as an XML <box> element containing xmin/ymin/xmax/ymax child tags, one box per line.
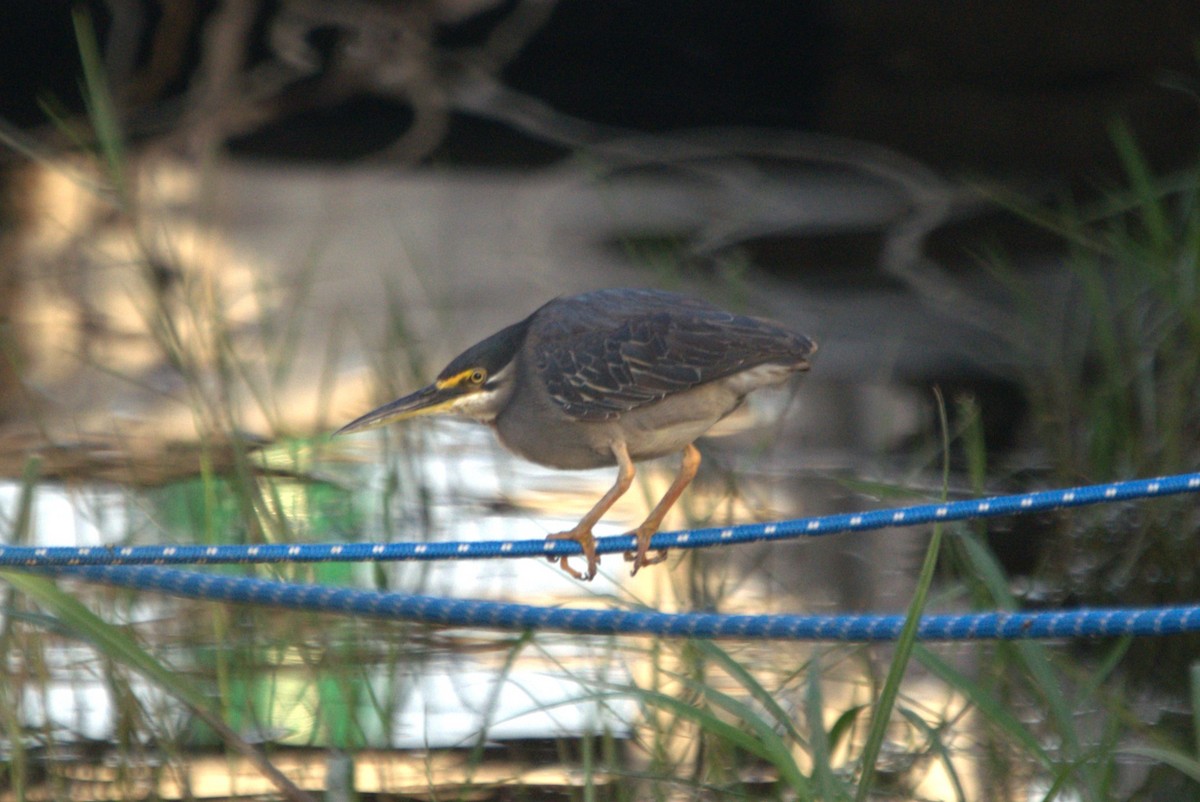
<box><xmin>546</xmin><ymin>440</ymin><xmax>635</xmax><ymax>580</ymax></box>
<box><xmin>624</xmin><ymin>443</ymin><xmax>701</xmax><ymax>575</ymax></box>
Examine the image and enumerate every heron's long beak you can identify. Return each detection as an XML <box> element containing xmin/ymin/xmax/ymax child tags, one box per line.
<box><xmin>335</xmin><ymin>383</ymin><xmax>454</xmax><ymax>435</ymax></box>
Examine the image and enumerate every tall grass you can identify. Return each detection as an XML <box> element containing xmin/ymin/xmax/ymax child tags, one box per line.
<box><xmin>986</xmin><ymin>125</ymin><xmax>1200</xmax><ymax>694</ymax></box>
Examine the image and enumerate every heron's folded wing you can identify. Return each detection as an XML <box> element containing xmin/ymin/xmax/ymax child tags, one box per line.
<box><xmin>534</xmin><ymin>308</ymin><xmax>813</xmax><ymax>422</ymax></box>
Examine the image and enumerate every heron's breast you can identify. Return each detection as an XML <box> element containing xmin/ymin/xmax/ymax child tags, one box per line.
<box><xmin>491</xmin><ymin>371</ymin><xmax>772</xmax><ymax>469</ymax></box>
<box><xmin>493</xmin><ymin>411</ymin><xmax>623</xmax><ymax>469</ymax></box>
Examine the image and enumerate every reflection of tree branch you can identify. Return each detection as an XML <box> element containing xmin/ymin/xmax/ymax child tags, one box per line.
<box><xmin>470</xmin><ymin>0</ymin><xmax>559</xmax><ymax>71</ymax></box>
<box><xmin>118</xmin><ymin>0</ymin><xmax>201</xmax><ymax>108</ymax></box>
<box><xmin>373</xmin><ymin>0</ymin><xmax>558</xmax><ymax>161</ymax></box>
<box><xmin>449</xmin><ymin>68</ymin><xmax>1005</xmax><ymax>334</ymax></box>
<box><xmin>27</xmin><ymin>1</ymin><xmax>558</xmax><ymax>164</ymax></box>
<box><xmin>246</xmin><ymin>0</ymin><xmax>558</xmax><ymax>163</ymax></box>
<box><xmin>12</xmin><ymin>0</ymin><xmax>1005</xmax><ymax>334</ymax></box>
<box><xmin>181</xmin><ymin>0</ymin><xmax>267</xmax><ymax>155</ymax></box>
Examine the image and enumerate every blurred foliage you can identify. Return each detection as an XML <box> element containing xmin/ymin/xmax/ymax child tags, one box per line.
<box><xmin>983</xmin><ymin>126</ymin><xmax>1200</xmax><ymax>801</ymax></box>
<box><xmin>995</xmin><ymin>124</ymin><xmax>1200</xmax><ymax>621</ymax></box>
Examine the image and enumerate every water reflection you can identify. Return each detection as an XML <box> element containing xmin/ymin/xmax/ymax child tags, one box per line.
<box><xmin>0</xmin><ymin>153</ymin><xmax>1013</xmax><ymax>799</ymax></box>
<box><xmin>1</xmin><ymin>382</ymin><xmax>981</xmax><ymax>798</ymax></box>
<box><xmin>0</xmin><ymin>445</ymin><xmax>644</xmax><ymax>752</ymax></box>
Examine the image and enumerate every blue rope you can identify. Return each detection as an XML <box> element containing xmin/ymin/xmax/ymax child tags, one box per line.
<box><xmin>33</xmin><ymin>564</ymin><xmax>1200</xmax><ymax>641</ymax></box>
<box><xmin>3</xmin><ymin>471</ymin><xmax>1198</xmax><ymax>567</ymax></box>
<box><xmin>5</xmin><ymin>471</ymin><xmax>1200</xmax><ymax>641</ymax></box>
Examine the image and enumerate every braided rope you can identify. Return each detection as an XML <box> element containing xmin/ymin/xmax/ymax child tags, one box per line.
<box><xmin>6</xmin><ymin>471</ymin><xmax>1200</xmax><ymax>641</ymax></box>
<box><xmin>3</xmin><ymin>472</ymin><xmax>1198</xmax><ymax>567</ymax></box>
<box><xmin>34</xmin><ymin>564</ymin><xmax>1200</xmax><ymax>641</ymax></box>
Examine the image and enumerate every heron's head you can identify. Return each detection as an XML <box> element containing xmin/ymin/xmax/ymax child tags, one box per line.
<box><xmin>335</xmin><ymin>317</ymin><xmax>530</xmax><ymax>434</ymax></box>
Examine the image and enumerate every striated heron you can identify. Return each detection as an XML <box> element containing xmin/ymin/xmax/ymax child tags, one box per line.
<box><xmin>337</xmin><ymin>288</ymin><xmax>816</xmax><ymax>580</ymax></box>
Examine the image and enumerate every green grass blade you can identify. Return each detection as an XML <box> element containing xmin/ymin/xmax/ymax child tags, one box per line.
<box><xmin>913</xmin><ymin>645</ymin><xmax>1050</xmax><ymax>765</ymax></box>
<box><xmin>71</xmin><ymin>8</ymin><xmax>129</xmax><ymax>198</ymax></box>
<box><xmin>854</xmin><ymin>390</ymin><xmax>951</xmax><ymax>802</ymax></box>
<box><xmin>0</xmin><ymin>570</ymin><xmax>211</xmax><ymax>710</ymax></box>
<box><xmin>898</xmin><ymin>707</ymin><xmax>967</xmax><ymax>802</ymax></box>
<box><xmin>947</xmin><ymin>492</ymin><xmax>1093</xmax><ymax>792</ymax></box>
<box><xmin>1193</xmin><ymin>660</ymin><xmax>1200</xmax><ymax>757</ymax></box>
<box><xmin>1078</xmin><ymin>637</ymin><xmax>1132</xmax><ymax>700</ymax></box>
<box><xmin>827</xmin><ymin>704</ymin><xmax>866</xmax><ymax>757</ymax></box>
<box><xmin>465</xmin><ymin>631</ymin><xmax>533</xmax><ymax>781</ymax></box>
<box><xmin>1</xmin><ymin>463</ymin><xmax>314</xmax><ymax>802</ymax></box>
<box><xmin>953</xmin><ymin>531</ymin><xmax>1017</xmax><ymax>609</ymax></box>
<box><xmin>691</xmin><ymin>638</ymin><xmax>807</xmax><ymax>746</ymax></box>
<box><xmin>853</xmin><ymin>526</ymin><xmax>944</xmax><ymax>801</ymax></box>
<box><xmin>1109</xmin><ymin>119</ymin><xmax>1171</xmax><ymax>251</ymax></box>
<box><xmin>805</xmin><ymin>655</ymin><xmax>848</xmax><ymax>801</ymax></box>
<box><xmin>1</xmin><ymin>572</ymin><xmax>318</xmax><ymax>802</ymax></box>
<box><xmin>1120</xmin><ymin>747</ymin><xmax>1200</xmax><ymax>783</ymax></box>
<box><xmin>629</xmin><ymin>681</ymin><xmax>811</xmax><ymax>795</ymax></box>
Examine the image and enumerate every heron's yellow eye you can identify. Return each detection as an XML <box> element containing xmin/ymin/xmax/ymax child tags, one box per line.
<box><xmin>469</xmin><ymin>369</ymin><xmax>487</xmax><ymax>385</ymax></box>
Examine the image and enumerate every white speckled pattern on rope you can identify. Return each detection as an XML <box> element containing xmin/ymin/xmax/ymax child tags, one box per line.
<box><xmin>27</xmin><ymin>564</ymin><xmax>1200</xmax><ymax>641</ymax></box>
<box><xmin>6</xmin><ymin>471</ymin><xmax>1200</xmax><ymax>641</ymax></box>
<box><xmin>1</xmin><ymin>472</ymin><xmax>1198</xmax><ymax>568</ymax></box>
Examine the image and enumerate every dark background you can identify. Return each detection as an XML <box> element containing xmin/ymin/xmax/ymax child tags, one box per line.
<box><xmin>4</xmin><ymin>1</ymin><xmax>1198</xmax><ymax>182</ymax></box>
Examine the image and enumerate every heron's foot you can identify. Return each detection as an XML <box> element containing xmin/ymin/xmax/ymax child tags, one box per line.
<box><xmin>545</xmin><ymin>527</ymin><xmax>599</xmax><ymax>581</ymax></box>
<box><xmin>624</xmin><ymin>526</ymin><xmax>669</xmax><ymax>576</ymax></box>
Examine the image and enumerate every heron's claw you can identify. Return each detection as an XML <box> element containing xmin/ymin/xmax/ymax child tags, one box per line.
<box><xmin>624</xmin><ymin>528</ymin><xmax>669</xmax><ymax>576</ymax></box>
<box><xmin>545</xmin><ymin>528</ymin><xmax>599</xmax><ymax>581</ymax></box>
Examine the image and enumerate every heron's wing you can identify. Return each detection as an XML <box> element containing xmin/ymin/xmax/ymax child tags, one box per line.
<box><xmin>531</xmin><ymin>293</ymin><xmax>814</xmax><ymax>422</ymax></box>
